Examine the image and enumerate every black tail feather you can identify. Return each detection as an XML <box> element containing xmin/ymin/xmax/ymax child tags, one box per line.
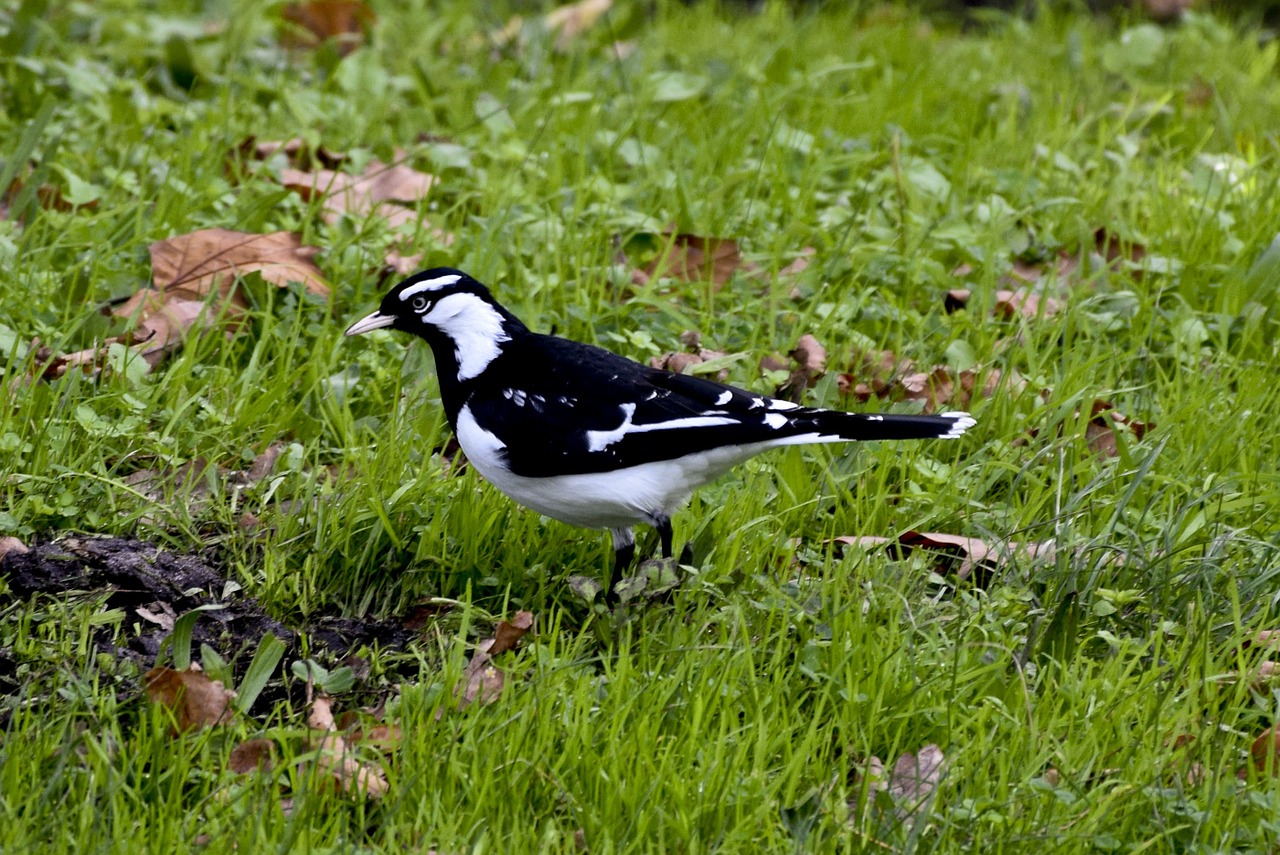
<box><xmin>816</xmin><ymin>410</ymin><xmax>975</xmax><ymax>442</ymax></box>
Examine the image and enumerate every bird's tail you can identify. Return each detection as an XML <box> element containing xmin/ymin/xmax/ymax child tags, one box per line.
<box><xmin>810</xmin><ymin>410</ymin><xmax>975</xmax><ymax>442</ymax></box>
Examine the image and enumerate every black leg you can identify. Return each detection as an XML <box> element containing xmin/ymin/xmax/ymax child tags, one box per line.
<box><xmin>655</xmin><ymin>516</ymin><xmax>674</xmax><ymax>559</ymax></box>
<box><xmin>609</xmin><ymin>527</ymin><xmax>636</xmax><ymax>595</ymax></box>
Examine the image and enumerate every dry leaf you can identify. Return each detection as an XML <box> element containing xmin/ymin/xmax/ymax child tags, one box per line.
<box><xmin>308</xmin><ymin>694</ymin><xmax>389</xmax><ymax>798</ymax></box>
<box><xmin>633</xmin><ymin>229</ymin><xmax>754</xmax><ymax>289</ymax></box>
<box><xmin>993</xmin><ymin>288</ymin><xmax>1061</xmax><ymax>320</ymax></box>
<box><xmin>1142</xmin><ymin>0</ymin><xmax>1195</xmax><ymax>22</ymax></box>
<box><xmin>228</xmin><ymin>738</ymin><xmax>277</xmax><ymax>774</ymax></box>
<box><xmin>0</xmin><ymin>536</ymin><xmax>29</xmax><ymax>561</ymax></box>
<box><xmin>281</xmin><ymin>0</ymin><xmax>375</xmax><ymax>55</ymax></box>
<box><xmin>650</xmin><ymin>341</ymin><xmax>730</xmax><ymax>381</ymax></box>
<box><xmin>145</xmin><ymin>228</ymin><xmax>328</xmax><ymax>300</ymax></box>
<box><xmin>775</xmin><ymin>333</ymin><xmax>827</xmax><ymax>403</ymax></box>
<box><xmin>144</xmin><ymin>666</ymin><xmax>236</xmax><ymax>732</ymax></box>
<box><xmin>544</xmin><ymin>0</ymin><xmax>612</xmax><ymax>51</ymax></box>
<box><xmin>489</xmin><ymin>611</ymin><xmax>534</xmax><ymax>655</ymax></box>
<box><xmin>1252</xmin><ymin>724</ymin><xmax>1280</xmax><ymax>776</ymax></box>
<box><xmin>384</xmin><ymin>249</ymin><xmax>425</xmax><ymax>276</ymax></box>
<box><xmin>1086</xmin><ymin>400</ymin><xmax>1154</xmax><ymax>458</ymax></box>
<box><xmin>28</xmin><ymin>229</ymin><xmax>333</xmax><ymax>381</ymax></box>
<box><xmin>887</xmin><ymin>744</ymin><xmax>945</xmax><ymax>818</ymax></box>
<box><xmin>836</xmin><ymin>531</ymin><xmax>1055</xmax><ymax>581</ymax></box>
<box><xmin>281</xmin><ymin>161</ymin><xmax>436</xmax><ymax>222</ymax></box>
<box><xmin>449</xmin><ymin>611</ymin><xmax>535</xmax><ymax>713</ymax></box>
<box><xmin>899</xmin><ymin>366</ymin><xmax>954</xmax><ymax>413</ymax></box>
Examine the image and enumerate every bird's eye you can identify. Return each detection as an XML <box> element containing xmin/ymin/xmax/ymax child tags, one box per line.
<box><xmin>411</xmin><ymin>296</ymin><xmax>428</xmax><ymax>311</ymax></box>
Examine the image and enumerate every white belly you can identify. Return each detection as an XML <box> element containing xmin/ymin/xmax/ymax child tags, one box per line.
<box><xmin>454</xmin><ymin>405</ymin><xmax>775</xmax><ymax>529</ymax></box>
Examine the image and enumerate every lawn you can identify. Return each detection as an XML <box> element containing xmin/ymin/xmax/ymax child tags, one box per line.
<box><xmin>3</xmin><ymin>0</ymin><xmax>1280</xmax><ymax>851</ymax></box>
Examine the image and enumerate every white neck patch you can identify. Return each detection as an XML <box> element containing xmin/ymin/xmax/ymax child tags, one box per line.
<box><xmin>422</xmin><ymin>292</ymin><xmax>511</xmax><ymax>380</ymax></box>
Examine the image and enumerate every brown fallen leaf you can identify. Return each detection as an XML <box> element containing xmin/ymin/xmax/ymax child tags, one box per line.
<box><xmin>243</xmin><ymin>137</ymin><xmax>347</xmax><ymax>169</ymax></box>
<box><xmin>779</xmin><ymin>246</ymin><xmax>816</xmax><ymax>299</ymax></box>
<box><xmin>308</xmin><ymin>694</ymin><xmax>388</xmax><ymax>798</ymax></box>
<box><xmin>489</xmin><ymin>611</ymin><xmax>535</xmax><ymax>655</ymax></box>
<box><xmin>144</xmin><ymin>666</ymin><xmax>237</xmax><ymax>732</ymax></box>
<box><xmin>899</xmin><ymin>366</ymin><xmax>955</xmax><ymax>413</ymax></box>
<box><xmin>1093</xmin><ymin>227</ymin><xmax>1146</xmax><ymax>269</ymax></box>
<box><xmin>0</xmin><ymin>536</ymin><xmax>29</xmax><ymax>561</ymax></box>
<box><xmin>544</xmin><ymin>0</ymin><xmax>613</xmax><ymax>51</ymax></box>
<box><xmin>281</xmin><ymin>161</ymin><xmax>437</xmax><ymax>223</ymax></box>
<box><xmin>145</xmin><ymin>228</ymin><xmax>328</xmax><ymax>302</ymax></box>
<box><xmin>2</xmin><ymin>165</ymin><xmax>86</xmax><ymax>222</ymax></box>
<box><xmin>887</xmin><ymin>744</ymin><xmax>945</xmax><ymax>819</ymax></box>
<box><xmin>31</xmin><ymin>229</ymin><xmax>329</xmax><ymax>383</ymax></box>
<box><xmin>775</xmin><ymin>333</ymin><xmax>827</xmax><ymax>403</ymax></box>
<box><xmin>993</xmin><ymin>288</ymin><xmax>1061</xmax><ymax>320</ymax></box>
<box><xmin>1085</xmin><ymin>399</ymin><xmax>1155</xmax><ymax>458</ymax></box>
<box><xmin>450</xmin><ymin>611</ymin><xmax>535</xmax><ymax>713</ymax></box>
<box><xmin>228</xmin><ymin>738</ymin><xmax>277</xmax><ymax>774</ymax></box>
<box><xmin>651</xmin><ymin>331</ymin><xmax>731</xmax><ymax>381</ymax></box>
<box><xmin>1142</xmin><ymin>0</ymin><xmax>1196</xmax><ymax>22</ymax></box>
<box><xmin>632</xmin><ymin>229</ymin><xmax>754</xmax><ymax>289</ymax></box>
<box><xmin>836</xmin><ymin>531</ymin><xmax>1055</xmax><ymax>581</ymax></box>
<box><xmin>1251</xmin><ymin>724</ymin><xmax>1280</xmax><ymax>776</ymax></box>
<box><xmin>281</xmin><ymin>0</ymin><xmax>375</xmax><ymax>55</ymax></box>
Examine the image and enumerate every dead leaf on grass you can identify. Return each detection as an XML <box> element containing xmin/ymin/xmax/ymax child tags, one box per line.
<box><xmin>281</xmin><ymin>0</ymin><xmax>375</xmax><ymax>55</ymax></box>
<box><xmin>281</xmin><ymin>161</ymin><xmax>437</xmax><ymax>223</ymax></box>
<box><xmin>774</xmin><ymin>333</ymin><xmax>827</xmax><ymax>403</ymax></box>
<box><xmin>651</xmin><ymin>331</ymin><xmax>731</xmax><ymax>381</ymax></box>
<box><xmin>994</xmin><ymin>288</ymin><xmax>1061</xmax><ymax>319</ymax></box>
<box><xmin>544</xmin><ymin>0</ymin><xmax>613</xmax><ymax>51</ymax></box>
<box><xmin>630</xmin><ymin>228</ymin><xmax>755</xmax><ymax>289</ymax></box>
<box><xmin>887</xmin><ymin>744</ymin><xmax>946</xmax><ymax>818</ymax></box>
<box><xmin>835</xmin><ymin>531</ymin><xmax>1055</xmax><ymax>581</ymax></box>
<box><xmin>242</xmin><ymin>137</ymin><xmax>347</xmax><ymax>169</ymax></box>
<box><xmin>841</xmin><ymin>351</ymin><xmax>1020</xmax><ymax>414</ymax></box>
<box><xmin>1085</xmin><ymin>399</ymin><xmax>1154</xmax><ymax>458</ymax></box>
<box><xmin>0</xmin><ymin>536</ymin><xmax>29</xmax><ymax>561</ymax></box>
<box><xmin>145</xmin><ymin>665</ymin><xmax>237</xmax><ymax>732</ymax></box>
<box><xmin>228</xmin><ymin>737</ymin><xmax>277</xmax><ymax>774</ymax></box>
<box><xmin>448</xmin><ymin>611</ymin><xmax>534</xmax><ymax>714</ymax></box>
<box><xmin>1251</xmin><ymin>724</ymin><xmax>1280</xmax><ymax>776</ymax></box>
<box><xmin>308</xmin><ymin>694</ymin><xmax>389</xmax><ymax>798</ymax></box>
<box><xmin>33</xmin><ymin>230</ymin><xmax>327</xmax><ymax>383</ymax></box>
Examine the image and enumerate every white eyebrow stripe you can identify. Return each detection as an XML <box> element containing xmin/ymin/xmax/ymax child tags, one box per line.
<box><xmin>399</xmin><ymin>274</ymin><xmax>462</xmax><ymax>300</ymax></box>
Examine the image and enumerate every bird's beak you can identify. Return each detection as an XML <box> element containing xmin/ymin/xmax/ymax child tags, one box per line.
<box><xmin>344</xmin><ymin>310</ymin><xmax>396</xmax><ymax>336</ymax></box>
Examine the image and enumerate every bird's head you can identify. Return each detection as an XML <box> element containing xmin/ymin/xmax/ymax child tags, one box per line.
<box><xmin>345</xmin><ymin>268</ymin><xmax>527</xmax><ymax>381</ymax></box>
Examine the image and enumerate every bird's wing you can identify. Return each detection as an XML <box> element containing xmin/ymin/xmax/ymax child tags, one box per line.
<box><xmin>463</xmin><ymin>335</ymin><xmax>817</xmax><ymax>476</ymax></box>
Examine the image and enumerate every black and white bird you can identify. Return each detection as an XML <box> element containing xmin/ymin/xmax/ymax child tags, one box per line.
<box><xmin>345</xmin><ymin>268</ymin><xmax>975</xmax><ymax>596</ymax></box>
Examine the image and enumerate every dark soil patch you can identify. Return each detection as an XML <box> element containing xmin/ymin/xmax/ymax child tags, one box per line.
<box><xmin>2</xmin><ymin>536</ymin><xmax>425</xmax><ymax>710</ymax></box>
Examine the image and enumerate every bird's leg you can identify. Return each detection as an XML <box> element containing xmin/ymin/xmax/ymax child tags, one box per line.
<box><xmin>609</xmin><ymin>527</ymin><xmax>636</xmax><ymax>595</ymax></box>
<box><xmin>654</xmin><ymin>515</ymin><xmax>674</xmax><ymax>559</ymax></box>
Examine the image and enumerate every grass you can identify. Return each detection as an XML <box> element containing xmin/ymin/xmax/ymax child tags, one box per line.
<box><xmin>4</xmin><ymin>0</ymin><xmax>1280</xmax><ymax>850</ymax></box>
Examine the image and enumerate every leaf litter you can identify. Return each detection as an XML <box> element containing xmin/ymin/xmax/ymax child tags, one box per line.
<box><xmin>28</xmin><ymin>229</ymin><xmax>328</xmax><ymax>383</ymax></box>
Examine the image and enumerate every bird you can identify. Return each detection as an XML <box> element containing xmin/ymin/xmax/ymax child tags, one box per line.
<box><xmin>345</xmin><ymin>267</ymin><xmax>975</xmax><ymax>598</ymax></box>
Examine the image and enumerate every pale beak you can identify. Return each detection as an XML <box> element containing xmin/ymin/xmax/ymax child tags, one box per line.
<box><xmin>344</xmin><ymin>310</ymin><xmax>396</xmax><ymax>336</ymax></box>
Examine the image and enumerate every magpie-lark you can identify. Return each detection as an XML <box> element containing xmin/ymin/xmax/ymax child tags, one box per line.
<box><xmin>346</xmin><ymin>268</ymin><xmax>975</xmax><ymax>596</ymax></box>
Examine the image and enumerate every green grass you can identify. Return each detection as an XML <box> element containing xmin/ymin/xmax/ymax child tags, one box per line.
<box><xmin>5</xmin><ymin>0</ymin><xmax>1280</xmax><ymax>851</ymax></box>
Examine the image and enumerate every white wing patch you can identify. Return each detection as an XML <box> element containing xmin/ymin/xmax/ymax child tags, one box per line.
<box><xmin>399</xmin><ymin>274</ymin><xmax>462</xmax><ymax>300</ymax></box>
<box><xmin>768</xmin><ymin>399</ymin><xmax>799</xmax><ymax>410</ymax></box>
<box><xmin>586</xmin><ymin>403</ymin><xmax>739</xmax><ymax>453</ymax></box>
<box><xmin>586</xmin><ymin>403</ymin><xmax>638</xmax><ymax>452</ymax></box>
<box><xmin>715</xmin><ymin>390</ymin><xmax>733</xmax><ymax>406</ymax></box>
<box><xmin>763</xmin><ymin>412</ymin><xmax>789</xmax><ymax>429</ymax></box>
